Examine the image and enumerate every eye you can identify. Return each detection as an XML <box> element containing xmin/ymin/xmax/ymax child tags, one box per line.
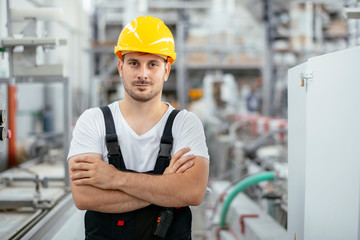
<box><xmin>149</xmin><ymin>62</ymin><xmax>159</xmax><ymax>68</ymax></box>
<box><xmin>128</xmin><ymin>61</ymin><xmax>138</xmax><ymax>66</ymax></box>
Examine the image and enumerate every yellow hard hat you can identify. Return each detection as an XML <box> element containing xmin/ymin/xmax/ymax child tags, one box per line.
<box><xmin>114</xmin><ymin>16</ymin><xmax>176</xmax><ymax>65</ymax></box>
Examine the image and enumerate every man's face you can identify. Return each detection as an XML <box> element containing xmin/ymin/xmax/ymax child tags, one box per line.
<box><xmin>118</xmin><ymin>52</ymin><xmax>170</xmax><ymax>102</ymax></box>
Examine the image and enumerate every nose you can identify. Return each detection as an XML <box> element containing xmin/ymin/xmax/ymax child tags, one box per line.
<box><xmin>137</xmin><ymin>64</ymin><xmax>148</xmax><ymax>80</ymax></box>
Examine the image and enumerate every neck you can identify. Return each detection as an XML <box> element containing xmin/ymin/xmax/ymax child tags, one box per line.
<box><xmin>119</xmin><ymin>95</ymin><xmax>167</xmax><ymax>119</ymax></box>
<box><xmin>118</xmin><ymin>96</ymin><xmax>169</xmax><ymax>135</ymax></box>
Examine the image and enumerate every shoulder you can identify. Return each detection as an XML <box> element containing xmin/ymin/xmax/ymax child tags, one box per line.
<box><xmin>68</xmin><ymin>107</ymin><xmax>107</xmax><ymax>160</ymax></box>
<box><xmin>171</xmin><ymin>108</ymin><xmax>209</xmax><ymax>160</ymax></box>
<box><xmin>164</xmin><ymin>103</ymin><xmax>197</xmax><ymax>120</ymax></box>
<box><xmin>173</xmin><ymin>108</ymin><xmax>203</xmax><ymax>130</ymax></box>
<box><xmin>162</xmin><ymin>103</ymin><xmax>203</xmax><ymax>129</ymax></box>
<box><xmin>76</xmin><ymin>107</ymin><xmax>102</xmax><ymax>125</ymax></box>
<box><xmin>74</xmin><ymin>103</ymin><xmax>119</xmax><ymax>132</ymax></box>
<box><xmin>78</xmin><ymin>102</ymin><xmax>118</xmax><ymax>122</ymax></box>
<box><xmin>177</xmin><ymin>109</ymin><xmax>201</xmax><ymax>122</ymax></box>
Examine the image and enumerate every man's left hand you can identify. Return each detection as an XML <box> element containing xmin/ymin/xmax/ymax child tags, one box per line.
<box><xmin>70</xmin><ymin>155</ymin><xmax>119</xmax><ymax>189</ymax></box>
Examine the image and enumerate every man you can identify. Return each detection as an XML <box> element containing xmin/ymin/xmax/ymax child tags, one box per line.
<box><xmin>68</xmin><ymin>16</ymin><xmax>209</xmax><ymax>239</ymax></box>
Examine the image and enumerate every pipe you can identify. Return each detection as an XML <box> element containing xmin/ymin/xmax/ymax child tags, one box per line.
<box><xmin>218</xmin><ymin>171</ymin><xmax>276</xmax><ymax>227</ymax></box>
<box><xmin>7</xmin><ymin>85</ymin><xmax>16</xmax><ymax>167</ymax></box>
<box><xmin>6</xmin><ymin>0</ymin><xmax>17</xmax><ymax>168</ymax></box>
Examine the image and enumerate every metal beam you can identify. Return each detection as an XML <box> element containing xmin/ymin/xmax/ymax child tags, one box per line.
<box><xmin>186</xmin><ymin>65</ymin><xmax>261</xmax><ymax>71</ymax></box>
<box><xmin>63</xmin><ymin>77</ymin><xmax>71</xmax><ymax>188</ymax></box>
<box><xmin>20</xmin><ymin>193</ymin><xmax>75</xmax><ymax>240</ymax></box>
<box><xmin>0</xmin><ymin>198</ymin><xmax>53</xmax><ymax>209</ymax></box>
<box><xmin>0</xmin><ymin>76</ymin><xmax>67</xmax><ymax>84</ymax></box>
<box><xmin>148</xmin><ymin>1</ymin><xmax>211</xmax><ymax>9</ymax></box>
<box><xmin>97</xmin><ymin>0</ymin><xmax>210</xmax><ymax>9</ymax></box>
<box><xmin>175</xmin><ymin>15</ymin><xmax>187</xmax><ymax>109</ymax></box>
<box><xmin>344</xmin><ymin>8</ymin><xmax>360</xmax><ymax>19</ymax></box>
<box><xmin>2</xmin><ymin>37</ymin><xmax>66</xmax><ymax>47</ymax></box>
<box><xmin>261</xmin><ymin>0</ymin><xmax>275</xmax><ymax>117</ymax></box>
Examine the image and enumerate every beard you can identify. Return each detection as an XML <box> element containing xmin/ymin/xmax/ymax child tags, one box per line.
<box><xmin>124</xmin><ymin>79</ymin><xmax>162</xmax><ymax>102</ymax></box>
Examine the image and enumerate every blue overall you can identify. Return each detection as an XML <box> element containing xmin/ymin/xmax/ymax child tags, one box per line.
<box><xmin>84</xmin><ymin>106</ymin><xmax>192</xmax><ymax>240</ymax></box>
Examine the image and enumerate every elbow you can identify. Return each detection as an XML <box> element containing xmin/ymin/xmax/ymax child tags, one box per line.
<box><xmin>186</xmin><ymin>187</ymin><xmax>207</xmax><ymax>206</ymax></box>
<box><xmin>74</xmin><ymin>200</ymin><xmax>88</xmax><ymax>210</ymax></box>
<box><xmin>188</xmin><ymin>197</ymin><xmax>203</xmax><ymax>207</ymax></box>
<box><xmin>72</xmin><ymin>193</ymin><xmax>91</xmax><ymax>210</ymax></box>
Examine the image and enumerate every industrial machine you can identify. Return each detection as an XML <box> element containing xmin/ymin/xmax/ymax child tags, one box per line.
<box><xmin>192</xmin><ymin>72</ymin><xmax>288</xmax><ymax>240</ymax></box>
<box><xmin>0</xmin><ymin>151</ymin><xmax>84</xmax><ymax>240</ymax></box>
<box><xmin>0</xmin><ymin>2</ymin><xmax>78</xmax><ymax>239</ymax></box>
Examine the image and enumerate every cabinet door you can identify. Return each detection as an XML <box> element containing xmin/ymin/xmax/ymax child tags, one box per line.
<box><xmin>288</xmin><ymin>62</ymin><xmax>308</xmax><ymax>240</ymax></box>
<box><xmin>304</xmin><ymin>46</ymin><xmax>360</xmax><ymax>240</ymax></box>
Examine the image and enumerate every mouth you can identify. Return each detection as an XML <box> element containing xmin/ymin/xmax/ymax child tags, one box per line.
<box><xmin>134</xmin><ymin>80</ymin><xmax>150</xmax><ymax>88</ymax></box>
<box><xmin>134</xmin><ymin>83</ymin><xmax>150</xmax><ymax>91</ymax></box>
<box><xmin>135</xmin><ymin>83</ymin><xmax>149</xmax><ymax>86</ymax></box>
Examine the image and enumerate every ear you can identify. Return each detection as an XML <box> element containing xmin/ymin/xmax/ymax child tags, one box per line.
<box><xmin>117</xmin><ymin>60</ymin><xmax>123</xmax><ymax>78</ymax></box>
<box><xmin>163</xmin><ymin>62</ymin><xmax>171</xmax><ymax>82</ymax></box>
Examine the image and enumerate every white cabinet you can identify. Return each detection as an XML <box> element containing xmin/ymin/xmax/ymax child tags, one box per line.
<box><xmin>288</xmin><ymin>46</ymin><xmax>360</xmax><ymax>240</ymax></box>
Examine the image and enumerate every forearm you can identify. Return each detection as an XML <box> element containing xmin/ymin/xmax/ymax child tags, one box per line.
<box><xmin>118</xmin><ymin>173</ymin><xmax>196</xmax><ymax>207</ymax></box>
<box><xmin>70</xmin><ymin>150</ymin><xmax>208</xmax><ymax>208</ymax></box>
<box><xmin>114</xmin><ymin>157</ymin><xmax>209</xmax><ymax>207</ymax></box>
<box><xmin>71</xmin><ymin>183</ymin><xmax>150</xmax><ymax>213</ymax></box>
<box><xmin>69</xmin><ymin>154</ymin><xmax>150</xmax><ymax>213</ymax></box>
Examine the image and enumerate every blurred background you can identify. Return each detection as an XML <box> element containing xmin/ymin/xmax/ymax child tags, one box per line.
<box><xmin>0</xmin><ymin>0</ymin><xmax>359</xmax><ymax>239</ymax></box>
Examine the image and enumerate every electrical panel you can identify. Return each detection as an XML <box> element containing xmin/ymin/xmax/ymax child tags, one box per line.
<box><xmin>288</xmin><ymin>46</ymin><xmax>360</xmax><ymax>240</ymax></box>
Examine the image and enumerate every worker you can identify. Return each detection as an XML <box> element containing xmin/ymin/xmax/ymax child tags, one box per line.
<box><xmin>67</xmin><ymin>16</ymin><xmax>209</xmax><ymax>240</ymax></box>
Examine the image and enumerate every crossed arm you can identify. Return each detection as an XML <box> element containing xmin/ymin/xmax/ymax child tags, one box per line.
<box><xmin>69</xmin><ymin>148</ymin><xmax>209</xmax><ymax>213</ymax></box>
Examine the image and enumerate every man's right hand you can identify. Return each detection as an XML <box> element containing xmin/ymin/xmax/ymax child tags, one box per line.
<box><xmin>164</xmin><ymin>147</ymin><xmax>195</xmax><ymax>174</ymax></box>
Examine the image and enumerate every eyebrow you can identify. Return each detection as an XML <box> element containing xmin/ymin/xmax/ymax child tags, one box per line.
<box><xmin>126</xmin><ymin>58</ymin><xmax>163</xmax><ymax>64</ymax></box>
<box><xmin>126</xmin><ymin>58</ymin><xmax>139</xmax><ymax>62</ymax></box>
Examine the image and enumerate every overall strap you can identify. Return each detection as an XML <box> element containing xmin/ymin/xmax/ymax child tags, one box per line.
<box><xmin>100</xmin><ymin>106</ymin><xmax>126</xmax><ymax>170</ymax></box>
<box><xmin>153</xmin><ymin>109</ymin><xmax>181</xmax><ymax>174</ymax></box>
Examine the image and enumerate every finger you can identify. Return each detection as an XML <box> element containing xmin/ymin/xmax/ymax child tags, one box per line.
<box><xmin>169</xmin><ymin>147</ymin><xmax>191</xmax><ymax>167</ymax></box>
<box><xmin>172</xmin><ymin>154</ymin><xmax>195</xmax><ymax>170</ymax></box>
<box><xmin>70</xmin><ymin>163</ymin><xmax>92</xmax><ymax>172</ymax></box>
<box><xmin>73</xmin><ymin>178</ymin><xmax>91</xmax><ymax>186</ymax></box>
<box><xmin>73</xmin><ymin>157</ymin><xmax>97</xmax><ymax>164</ymax></box>
<box><xmin>163</xmin><ymin>166</ymin><xmax>173</xmax><ymax>174</ymax></box>
<box><xmin>172</xmin><ymin>147</ymin><xmax>191</xmax><ymax>160</ymax></box>
<box><xmin>175</xmin><ymin>161</ymin><xmax>194</xmax><ymax>173</ymax></box>
<box><xmin>70</xmin><ymin>171</ymin><xmax>91</xmax><ymax>180</ymax></box>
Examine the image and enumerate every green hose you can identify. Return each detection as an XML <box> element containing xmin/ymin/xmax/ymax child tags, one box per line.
<box><xmin>218</xmin><ymin>171</ymin><xmax>276</xmax><ymax>227</ymax></box>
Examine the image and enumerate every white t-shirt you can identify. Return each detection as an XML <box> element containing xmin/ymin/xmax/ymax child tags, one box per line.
<box><xmin>67</xmin><ymin>101</ymin><xmax>209</xmax><ymax>172</ymax></box>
